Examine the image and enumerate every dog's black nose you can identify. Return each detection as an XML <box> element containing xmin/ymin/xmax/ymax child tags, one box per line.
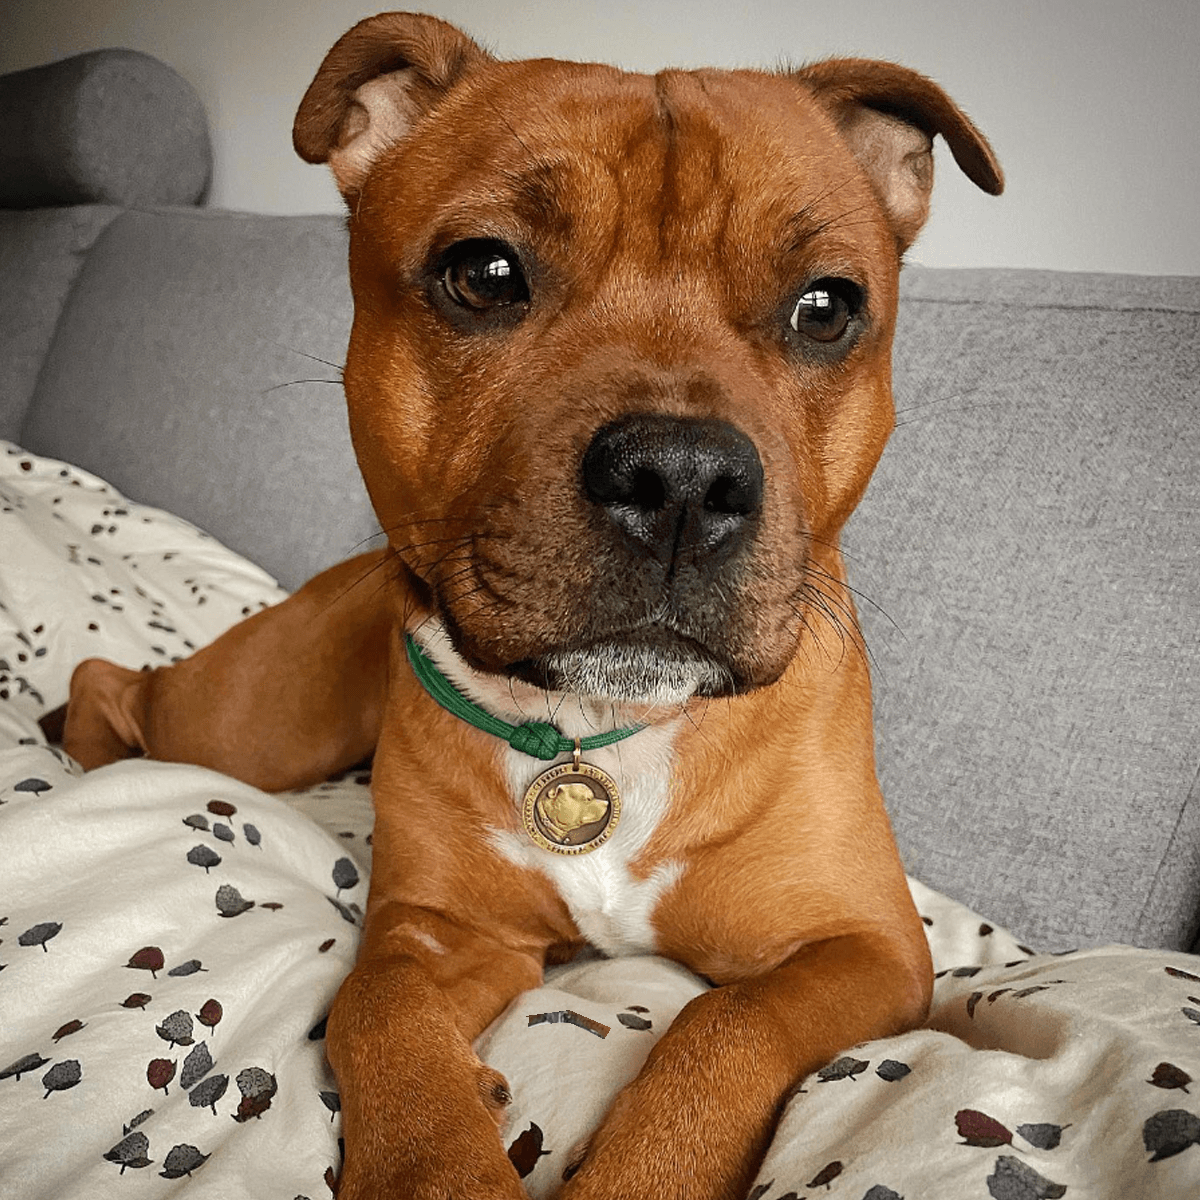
<box><xmin>582</xmin><ymin>414</ymin><xmax>764</xmax><ymax>564</ymax></box>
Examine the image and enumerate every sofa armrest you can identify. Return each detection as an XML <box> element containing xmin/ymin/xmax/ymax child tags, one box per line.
<box><xmin>0</xmin><ymin>48</ymin><xmax>210</xmax><ymax>208</ymax></box>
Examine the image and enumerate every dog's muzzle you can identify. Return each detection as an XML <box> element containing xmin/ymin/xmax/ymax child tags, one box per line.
<box><xmin>510</xmin><ymin>413</ymin><xmax>767</xmax><ymax>704</ymax></box>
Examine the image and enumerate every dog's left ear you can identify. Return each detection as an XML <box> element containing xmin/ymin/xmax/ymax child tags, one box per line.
<box><xmin>796</xmin><ymin>59</ymin><xmax>1003</xmax><ymax>252</ymax></box>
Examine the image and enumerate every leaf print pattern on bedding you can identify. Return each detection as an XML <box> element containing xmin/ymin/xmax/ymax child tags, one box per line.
<box><xmin>0</xmin><ymin>445</ymin><xmax>367</xmax><ymax>1196</ymax></box>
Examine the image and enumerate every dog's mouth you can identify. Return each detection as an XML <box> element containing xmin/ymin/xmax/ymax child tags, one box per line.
<box><xmin>507</xmin><ymin>624</ymin><xmax>734</xmax><ymax>706</ymax></box>
<box><xmin>418</xmin><ymin>529</ymin><xmax>803</xmax><ymax>709</ymax></box>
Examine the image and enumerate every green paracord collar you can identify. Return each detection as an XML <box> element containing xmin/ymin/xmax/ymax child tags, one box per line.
<box><xmin>404</xmin><ymin>634</ymin><xmax>645</xmax><ymax>761</ymax></box>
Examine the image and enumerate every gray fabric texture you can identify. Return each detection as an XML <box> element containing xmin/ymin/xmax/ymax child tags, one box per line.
<box><xmin>898</xmin><ymin>266</ymin><xmax>1200</xmax><ymax>313</ymax></box>
<box><xmin>0</xmin><ymin>206</ymin><xmax>121</xmax><ymax>436</ymax></box>
<box><xmin>846</xmin><ymin>266</ymin><xmax>1200</xmax><ymax>952</ymax></box>
<box><xmin>20</xmin><ymin>208</ymin><xmax>376</xmax><ymax>590</ymax></box>
<box><xmin>0</xmin><ymin>49</ymin><xmax>210</xmax><ymax>208</ymax></box>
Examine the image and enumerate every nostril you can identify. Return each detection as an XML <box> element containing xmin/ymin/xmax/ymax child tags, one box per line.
<box><xmin>582</xmin><ymin>445</ymin><xmax>668</xmax><ymax>513</ymax></box>
<box><xmin>582</xmin><ymin>446</ymin><xmax>622</xmax><ymax>506</ymax></box>
<box><xmin>705</xmin><ymin>473</ymin><xmax>756</xmax><ymax>516</ymax></box>
<box><xmin>629</xmin><ymin>467</ymin><xmax>667</xmax><ymax>512</ymax></box>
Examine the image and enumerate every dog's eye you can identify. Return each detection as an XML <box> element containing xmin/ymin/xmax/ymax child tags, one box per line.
<box><xmin>441</xmin><ymin>240</ymin><xmax>529</xmax><ymax>310</ymax></box>
<box><xmin>789</xmin><ymin>279</ymin><xmax>862</xmax><ymax>343</ymax></box>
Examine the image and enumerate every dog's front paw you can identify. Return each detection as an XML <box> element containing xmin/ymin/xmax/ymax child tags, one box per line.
<box><xmin>335</xmin><ymin>1065</ymin><xmax>524</xmax><ymax>1200</ymax></box>
<box><xmin>335</xmin><ymin>1145</ymin><xmax>527</xmax><ymax>1200</ymax></box>
<box><xmin>556</xmin><ymin>1072</ymin><xmax>760</xmax><ymax>1200</ymax></box>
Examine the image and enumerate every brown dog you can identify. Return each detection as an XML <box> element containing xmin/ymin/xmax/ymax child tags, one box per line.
<box><xmin>61</xmin><ymin>12</ymin><xmax>1001</xmax><ymax>1198</ymax></box>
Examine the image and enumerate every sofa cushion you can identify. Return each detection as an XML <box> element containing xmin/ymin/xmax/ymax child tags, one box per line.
<box><xmin>0</xmin><ymin>205</ymin><xmax>121</xmax><ymax>437</ymax></box>
<box><xmin>847</xmin><ymin>267</ymin><xmax>1200</xmax><ymax>951</ymax></box>
<box><xmin>0</xmin><ymin>49</ymin><xmax>210</xmax><ymax>208</ymax></box>
<box><xmin>20</xmin><ymin>208</ymin><xmax>376</xmax><ymax>590</ymax></box>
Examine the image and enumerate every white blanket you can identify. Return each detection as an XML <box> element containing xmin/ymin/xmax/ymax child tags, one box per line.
<box><xmin>2</xmin><ymin>442</ymin><xmax>1199</xmax><ymax>1199</ymax></box>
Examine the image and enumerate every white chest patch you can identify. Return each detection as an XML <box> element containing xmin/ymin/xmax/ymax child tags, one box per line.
<box><xmin>414</xmin><ymin>625</ymin><xmax>686</xmax><ymax>957</ymax></box>
<box><xmin>491</xmin><ymin>723</ymin><xmax>684</xmax><ymax>957</ymax></box>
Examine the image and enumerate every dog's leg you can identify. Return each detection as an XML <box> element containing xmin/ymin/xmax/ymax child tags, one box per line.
<box><xmin>61</xmin><ymin>549</ymin><xmax>394</xmax><ymax>791</ymax></box>
<box><xmin>328</xmin><ymin>901</ymin><xmax>546</xmax><ymax>1200</ymax></box>
<box><xmin>560</xmin><ymin>933</ymin><xmax>929</xmax><ymax>1199</ymax></box>
<box><xmin>327</xmin><ymin>677</ymin><xmax>580</xmax><ymax>1200</ymax></box>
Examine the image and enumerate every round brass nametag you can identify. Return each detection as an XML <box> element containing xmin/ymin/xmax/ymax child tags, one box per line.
<box><xmin>521</xmin><ymin>761</ymin><xmax>621</xmax><ymax>855</ymax></box>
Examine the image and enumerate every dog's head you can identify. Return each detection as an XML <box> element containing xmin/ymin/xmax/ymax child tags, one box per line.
<box><xmin>295</xmin><ymin>13</ymin><xmax>1001</xmax><ymax>706</ymax></box>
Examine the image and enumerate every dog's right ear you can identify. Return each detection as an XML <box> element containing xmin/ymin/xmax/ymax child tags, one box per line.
<box><xmin>293</xmin><ymin>13</ymin><xmax>490</xmax><ymax>196</ymax></box>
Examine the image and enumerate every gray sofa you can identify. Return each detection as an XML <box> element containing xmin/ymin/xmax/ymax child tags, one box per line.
<box><xmin>3</xmin><ymin>49</ymin><xmax>1197</xmax><ymax>956</ymax></box>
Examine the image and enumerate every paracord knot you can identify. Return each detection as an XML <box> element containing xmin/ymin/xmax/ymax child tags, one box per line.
<box><xmin>508</xmin><ymin>722</ymin><xmax>564</xmax><ymax>761</ymax></box>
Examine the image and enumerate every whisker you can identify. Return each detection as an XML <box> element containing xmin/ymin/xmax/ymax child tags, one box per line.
<box><xmin>280</xmin><ymin>346</ymin><xmax>347</xmax><ymax>374</ymax></box>
<box><xmin>320</xmin><ymin>549</ymin><xmax>404</xmax><ymax>617</ymax></box>
<box><xmin>802</xmin><ymin>560</ymin><xmax>901</xmax><ymax>635</ymax></box>
<box><xmin>262</xmin><ymin>377</ymin><xmax>345</xmax><ymax>395</ymax></box>
<box><xmin>800</xmin><ymin>581</ymin><xmax>873</xmax><ymax>671</ymax></box>
<box><xmin>893</xmin><ymin>386</ymin><xmax>979</xmax><ymax>416</ymax></box>
<box><xmin>345</xmin><ymin>530</ymin><xmax>389</xmax><ymax>555</ymax></box>
<box><xmin>893</xmin><ymin>400</ymin><xmax>1000</xmax><ymax>430</ymax></box>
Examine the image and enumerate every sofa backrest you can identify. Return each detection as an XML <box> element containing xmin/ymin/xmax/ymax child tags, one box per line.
<box><xmin>0</xmin><ymin>51</ymin><xmax>373</xmax><ymax>587</ymax></box>
<box><xmin>16</xmin><ymin>206</ymin><xmax>376</xmax><ymax>589</ymax></box>
<box><xmin>0</xmin><ymin>204</ymin><xmax>121</xmax><ymax>435</ymax></box>
<box><xmin>848</xmin><ymin>268</ymin><xmax>1200</xmax><ymax>953</ymax></box>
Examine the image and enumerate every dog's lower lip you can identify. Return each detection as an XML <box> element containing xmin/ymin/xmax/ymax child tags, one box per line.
<box><xmin>509</xmin><ymin>626</ymin><xmax>699</xmax><ymax>672</ymax></box>
<box><xmin>503</xmin><ymin>625</ymin><xmax>732</xmax><ymax>699</ymax></box>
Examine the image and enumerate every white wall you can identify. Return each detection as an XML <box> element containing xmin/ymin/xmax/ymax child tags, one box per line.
<box><xmin>2</xmin><ymin>0</ymin><xmax>1197</xmax><ymax>275</ymax></box>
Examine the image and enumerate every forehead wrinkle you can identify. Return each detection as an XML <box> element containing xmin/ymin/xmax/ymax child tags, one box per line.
<box><xmin>644</xmin><ymin>70</ymin><xmax>733</xmax><ymax>270</ymax></box>
<box><xmin>652</xmin><ymin>71</ymin><xmax>680</xmax><ymax>265</ymax></box>
<box><xmin>501</xmin><ymin>159</ymin><xmax>574</xmax><ymax>238</ymax></box>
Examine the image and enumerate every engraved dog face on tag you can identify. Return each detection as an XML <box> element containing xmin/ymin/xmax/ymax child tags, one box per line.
<box><xmin>522</xmin><ymin>763</ymin><xmax>621</xmax><ymax>854</ymax></box>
